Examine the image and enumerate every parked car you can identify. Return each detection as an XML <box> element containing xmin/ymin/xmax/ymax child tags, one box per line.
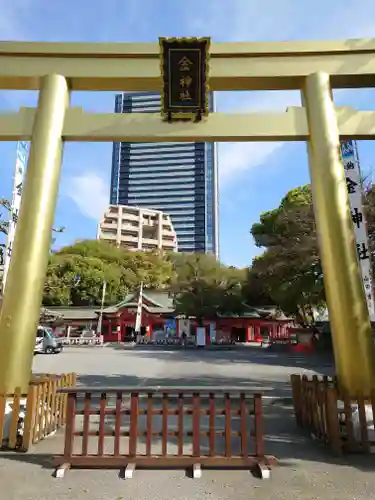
<box><xmin>34</xmin><ymin>326</ymin><xmax>63</xmax><ymax>354</ymax></box>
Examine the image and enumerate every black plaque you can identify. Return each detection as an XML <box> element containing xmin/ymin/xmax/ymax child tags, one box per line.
<box><xmin>159</xmin><ymin>37</ymin><xmax>210</xmax><ymax>122</ymax></box>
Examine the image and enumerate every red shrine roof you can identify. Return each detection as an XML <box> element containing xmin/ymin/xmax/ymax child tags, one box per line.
<box><xmin>40</xmin><ymin>291</ymin><xmax>291</xmax><ymax>322</ymax></box>
<box><xmin>217</xmin><ymin>304</ymin><xmax>291</xmax><ymax>320</ymax></box>
<box><xmin>101</xmin><ymin>290</ymin><xmax>174</xmax><ymax>315</ymax></box>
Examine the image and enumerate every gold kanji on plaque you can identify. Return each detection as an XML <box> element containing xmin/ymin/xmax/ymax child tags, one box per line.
<box><xmin>179</xmin><ymin>90</ymin><xmax>192</xmax><ymax>101</ymax></box>
<box><xmin>178</xmin><ymin>56</ymin><xmax>193</xmax><ymax>71</ymax></box>
<box><xmin>159</xmin><ymin>37</ymin><xmax>210</xmax><ymax>122</ymax></box>
<box><xmin>180</xmin><ymin>75</ymin><xmax>193</xmax><ymax>88</ymax></box>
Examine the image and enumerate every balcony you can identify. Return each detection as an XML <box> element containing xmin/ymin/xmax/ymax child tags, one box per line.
<box><xmin>119</xmin><ymin>234</ymin><xmax>139</xmax><ymax>244</ymax></box>
<box><xmin>99</xmin><ymin>232</ymin><xmax>117</xmax><ymax>241</ymax></box>
<box><xmin>162</xmin><ymin>240</ymin><xmax>177</xmax><ymax>249</ymax></box>
<box><xmin>120</xmin><ymin>212</ymin><xmax>140</xmax><ymax>222</ymax></box>
<box><xmin>162</xmin><ymin>229</ymin><xmax>176</xmax><ymax>238</ymax></box>
<box><xmin>120</xmin><ymin>222</ymin><xmax>140</xmax><ymax>232</ymax></box>
<box><xmin>142</xmin><ymin>237</ymin><xmax>159</xmax><ymax>246</ymax></box>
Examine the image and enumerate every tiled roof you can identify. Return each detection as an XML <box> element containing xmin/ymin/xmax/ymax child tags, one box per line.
<box><xmin>217</xmin><ymin>305</ymin><xmax>292</xmax><ymax>320</ymax></box>
<box><xmin>41</xmin><ymin>306</ymin><xmax>98</xmax><ymax>320</ymax></box>
<box><xmin>102</xmin><ymin>290</ymin><xmax>174</xmax><ymax>315</ymax></box>
<box><xmin>39</xmin><ymin>297</ymin><xmax>290</xmax><ymax>321</ymax></box>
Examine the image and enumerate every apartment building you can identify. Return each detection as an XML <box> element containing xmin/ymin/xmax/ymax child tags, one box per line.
<box><xmin>97</xmin><ymin>204</ymin><xmax>177</xmax><ymax>252</ymax></box>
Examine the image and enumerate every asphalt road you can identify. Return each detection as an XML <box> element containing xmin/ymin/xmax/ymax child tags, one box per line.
<box><xmin>32</xmin><ymin>344</ymin><xmax>335</xmax><ymax>393</ymax></box>
<box><xmin>1</xmin><ymin>346</ymin><xmax>375</xmax><ymax>500</ymax></box>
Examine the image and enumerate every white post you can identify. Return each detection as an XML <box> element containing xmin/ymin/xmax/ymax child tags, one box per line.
<box><xmin>96</xmin><ymin>280</ymin><xmax>107</xmax><ymax>340</ymax></box>
<box><xmin>158</xmin><ymin>212</ymin><xmax>163</xmax><ymax>249</ymax></box>
<box><xmin>134</xmin><ymin>281</ymin><xmax>143</xmax><ymax>342</ymax></box>
<box><xmin>138</xmin><ymin>209</ymin><xmax>143</xmax><ymax>250</ymax></box>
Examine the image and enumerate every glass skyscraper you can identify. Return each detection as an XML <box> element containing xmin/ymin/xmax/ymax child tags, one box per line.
<box><xmin>110</xmin><ymin>92</ymin><xmax>219</xmax><ymax>257</ymax></box>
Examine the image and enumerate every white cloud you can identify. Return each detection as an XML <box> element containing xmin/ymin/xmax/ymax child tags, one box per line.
<box><xmin>68</xmin><ymin>172</ymin><xmax>109</xmax><ymax>221</ymax></box>
<box><xmin>219</xmin><ymin>142</ymin><xmax>283</xmax><ymax>182</ymax></box>
<box><xmin>216</xmin><ymin>88</ymin><xmax>367</xmax><ymax>182</ymax></box>
<box><xmin>217</xmin><ymin>91</ymin><xmax>302</xmax><ymax>181</ymax></box>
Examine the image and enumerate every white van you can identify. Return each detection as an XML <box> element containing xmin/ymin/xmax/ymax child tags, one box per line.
<box><xmin>34</xmin><ymin>326</ymin><xmax>63</xmax><ymax>354</ymax></box>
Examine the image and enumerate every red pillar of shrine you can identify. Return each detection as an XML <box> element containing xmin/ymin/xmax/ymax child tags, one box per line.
<box><xmin>269</xmin><ymin>323</ymin><xmax>275</xmax><ymax>340</ymax></box>
<box><xmin>254</xmin><ymin>324</ymin><xmax>261</xmax><ymax>342</ymax></box>
<box><xmin>246</xmin><ymin>326</ymin><xmax>253</xmax><ymax>342</ymax></box>
<box><xmin>114</xmin><ymin>315</ymin><xmax>120</xmax><ymax>342</ymax></box>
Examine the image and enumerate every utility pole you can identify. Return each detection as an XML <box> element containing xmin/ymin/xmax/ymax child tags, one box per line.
<box><xmin>96</xmin><ymin>280</ymin><xmax>107</xmax><ymax>339</ymax></box>
<box><xmin>134</xmin><ymin>281</ymin><xmax>143</xmax><ymax>343</ymax></box>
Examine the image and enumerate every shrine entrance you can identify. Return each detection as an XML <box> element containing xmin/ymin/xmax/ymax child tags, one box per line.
<box><xmin>0</xmin><ymin>39</ymin><xmax>375</xmax><ymax>395</ymax></box>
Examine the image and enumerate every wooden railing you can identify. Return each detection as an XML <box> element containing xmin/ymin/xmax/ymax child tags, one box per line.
<box><xmin>53</xmin><ymin>386</ymin><xmax>275</xmax><ymax>478</ymax></box>
<box><xmin>291</xmin><ymin>374</ymin><xmax>375</xmax><ymax>455</ymax></box>
<box><xmin>0</xmin><ymin>372</ymin><xmax>76</xmax><ymax>451</ymax></box>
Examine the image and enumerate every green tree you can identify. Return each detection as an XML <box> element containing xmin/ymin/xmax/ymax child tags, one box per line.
<box><xmin>249</xmin><ymin>185</ymin><xmax>324</xmax><ymax>324</ymax></box>
<box><xmin>169</xmin><ymin>253</ymin><xmax>246</xmax><ymax>324</ymax></box>
<box><xmin>43</xmin><ymin>240</ymin><xmax>174</xmax><ymax>306</ymax></box>
<box><xmin>248</xmin><ymin>182</ymin><xmax>375</xmax><ymax>324</ymax></box>
<box><xmin>242</xmin><ymin>267</ymin><xmax>276</xmax><ymax>306</ymax></box>
<box><xmin>363</xmin><ymin>184</ymin><xmax>375</xmax><ymax>258</ymax></box>
<box><xmin>43</xmin><ymin>253</ymin><xmax>125</xmax><ymax>306</ymax></box>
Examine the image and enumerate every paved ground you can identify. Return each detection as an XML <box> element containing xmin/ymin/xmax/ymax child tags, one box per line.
<box><xmin>1</xmin><ymin>345</ymin><xmax>375</xmax><ymax>500</ymax></box>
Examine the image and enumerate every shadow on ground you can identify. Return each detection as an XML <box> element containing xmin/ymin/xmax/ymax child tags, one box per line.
<box><xmin>109</xmin><ymin>343</ymin><xmax>335</xmax><ymax>376</ymax></box>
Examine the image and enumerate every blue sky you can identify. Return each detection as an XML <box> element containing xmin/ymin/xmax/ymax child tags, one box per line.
<box><xmin>1</xmin><ymin>0</ymin><xmax>375</xmax><ymax>268</ymax></box>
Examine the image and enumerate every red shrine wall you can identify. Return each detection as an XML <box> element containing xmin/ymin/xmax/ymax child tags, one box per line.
<box><xmin>100</xmin><ymin>308</ymin><xmax>292</xmax><ymax>343</ymax></box>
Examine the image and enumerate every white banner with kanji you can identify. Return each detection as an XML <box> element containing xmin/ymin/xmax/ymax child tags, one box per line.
<box><xmin>340</xmin><ymin>140</ymin><xmax>375</xmax><ymax>321</ymax></box>
<box><xmin>2</xmin><ymin>141</ymin><xmax>28</xmax><ymax>292</ymax></box>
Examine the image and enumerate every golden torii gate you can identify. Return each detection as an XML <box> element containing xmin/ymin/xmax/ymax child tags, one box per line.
<box><xmin>0</xmin><ymin>39</ymin><xmax>375</xmax><ymax>396</ymax></box>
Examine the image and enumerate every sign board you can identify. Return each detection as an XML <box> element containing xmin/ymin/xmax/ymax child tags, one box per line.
<box><xmin>340</xmin><ymin>140</ymin><xmax>375</xmax><ymax>321</ymax></box>
<box><xmin>159</xmin><ymin>37</ymin><xmax>210</xmax><ymax>122</ymax></box>
<box><xmin>165</xmin><ymin>318</ymin><xmax>177</xmax><ymax>336</ymax></box>
<box><xmin>196</xmin><ymin>327</ymin><xmax>206</xmax><ymax>347</ymax></box>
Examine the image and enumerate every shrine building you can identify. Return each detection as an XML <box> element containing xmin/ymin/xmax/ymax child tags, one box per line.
<box><xmin>42</xmin><ymin>289</ymin><xmax>293</xmax><ymax>343</ymax></box>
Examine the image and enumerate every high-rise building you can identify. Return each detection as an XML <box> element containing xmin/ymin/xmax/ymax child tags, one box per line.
<box><xmin>97</xmin><ymin>204</ymin><xmax>177</xmax><ymax>253</ymax></box>
<box><xmin>110</xmin><ymin>92</ymin><xmax>219</xmax><ymax>257</ymax></box>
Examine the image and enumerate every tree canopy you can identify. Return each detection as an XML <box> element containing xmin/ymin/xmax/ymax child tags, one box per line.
<box><xmin>42</xmin><ymin>240</ymin><xmax>247</xmax><ymax>316</ymax></box>
<box><xmin>248</xmin><ymin>183</ymin><xmax>375</xmax><ymax>325</ymax></box>
<box><xmin>43</xmin><ymin>240</ymin><xmax>173</xmax><ymax>306</ymax></box>
<box><xmin>169</xmin><ymin>252</ymin><xmax>246</xmax><ymax>324</ymax></box>
<box><xmin>249</xmin><ymin>185</ymin><xmax>323</xmax><ymax>325</ymax></box>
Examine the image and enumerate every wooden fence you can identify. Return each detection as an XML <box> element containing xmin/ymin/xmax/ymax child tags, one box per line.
<box><xmin>291</xmin><ymin>374</ymin><xmax>375</xmax><ymax>455</ymax></box>
<box><xmin>0</xmin><ymin>372</ymin><xmax>76</xmax><ymax>451</ymax></box>
<box><xmin>53</xmin><ymin>386</ymin><xmax>275</xmax><ymax>478</ymax></box>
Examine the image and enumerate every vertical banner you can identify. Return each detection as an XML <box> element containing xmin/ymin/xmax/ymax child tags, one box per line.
<box><xmin>209</xmin><ymin>322</ymin><xmax>216</xmax><ymax>342</ymax></box>
<box><xmin>134</xmin><ymin>281</ymin><xmax>143</xmax><ymax>335</ymax></box>
<box><xmin>178</xmin><ymin>318</ymin><xmax>191</xmax><ymax>337</ymax></box>
<box><xmin>2</xmin><ymin>141</ymin><xmax>29</xmax><ymax>292</ymax></box>
<box><xmin>340</xmin><ymin>140</ymin><xmax>375</xmax><ymax>321</ymax></box>
<box><xmin>96</xmin><ymin>280</ymin><xmax>107</xmax><ymax>338</ymax></box>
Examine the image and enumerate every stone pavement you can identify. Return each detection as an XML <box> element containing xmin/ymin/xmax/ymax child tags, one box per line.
<box><xmin>1</xmin><ymin>346</ymin><xmax>375</xmax><ymax>500</ymax></box>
